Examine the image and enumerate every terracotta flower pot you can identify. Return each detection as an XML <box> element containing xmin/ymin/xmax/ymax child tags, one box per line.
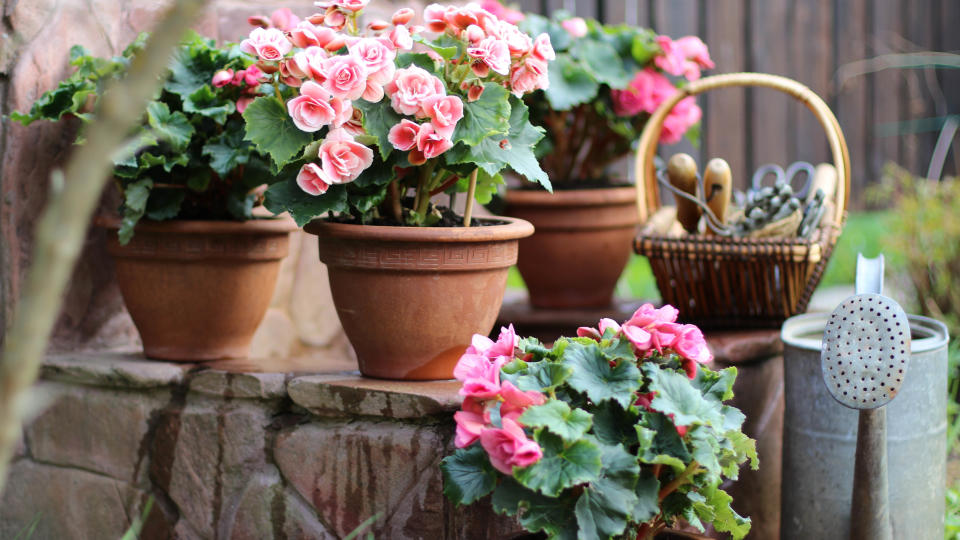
<box><xmin>100</xmin><ymin>217</ymin><xmax>297</xmax><ymax>361</ymax></box>
<box><xmin>304</xmin><ymin>217</ymin><xmax>534</xmax><ymax>380</ymax></box>
<box><xmin>503</xmin><ymin>186</ymin><xmax>639</xmax><ymax>309</ymax></box>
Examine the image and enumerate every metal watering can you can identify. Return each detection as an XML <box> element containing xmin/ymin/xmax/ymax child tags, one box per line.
<box><xmin>780</xmin><ymin>254</ymin><xmax>950</xmax><ymax>539</ymax></box>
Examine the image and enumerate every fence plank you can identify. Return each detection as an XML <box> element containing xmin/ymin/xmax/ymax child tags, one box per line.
<box><xmin>835</xmin><ymin>0</ymin><xmax>869</xmax><ymax>199</ymax></box>
<box><xmin>900</xmin><ymin>0</ymin><xmax>935</xmax><ymax>177</ymax></box>
<box><xmin>868</xmin><ymin>0</ymin><xmax>902</xmax><ymax>189</ymax></box>
<box><xmin>749</xmin><ymin>0</ymin><xmax>791</xmax><ymax>184</ymax></box>
<box><xmin>788</xmin><ymin>0</ymin><xmax>833</xmax><ymax>176</ymax></box>
<box><xmin>941</xmin><ymin>0</ymin><xmax>960</xmax><ymax>177</ymax></box>
<box><xmin>702</xmin><ymin>0</ymin><xmax>748</xmax><ymax>188</ymax></box>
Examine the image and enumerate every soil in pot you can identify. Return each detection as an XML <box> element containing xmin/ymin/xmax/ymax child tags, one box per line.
<box><xmin>101</xmin><ymin>217</ymin><xmax>297</xmax><ymax>361</ymax></box>
<box><xmin>503</xmin><ymin>185</ymin><xmax>639</xmax><ymax>309</ymax></box>
<box><xmin>305</xmin><ymin>216</ymin><xmax>534</xmax><ymax>380</ymax></box>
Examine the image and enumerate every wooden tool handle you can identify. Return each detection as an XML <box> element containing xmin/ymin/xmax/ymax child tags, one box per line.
<box><xmin>666</xmin><ymin>153</ymin><xmax>700</xmax><ymax>233</ymax></box>
<box><xmin>703</xmin><ymin>158</ymin><xmax>732</xmax><ymax>234</ymax></box>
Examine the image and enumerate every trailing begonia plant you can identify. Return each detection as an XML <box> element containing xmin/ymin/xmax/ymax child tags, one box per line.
<box><xmin>237</xmin><ymin>1</ymin><xmax>553</xmax><ymax>227</ymax></box>
<box><xmin>12</xmin><ymin>32</ymin><xmax>275</xmax><ymax>243</ymax></box>
<box><xmin>482</xmin><ymin>1</ymin><xmax>712</xmax><ymax>187</ymax></box>
<box><xmin>441</xmin><ymin>304</ymin><xmax>758</xmax><ymax>540</ymax></box>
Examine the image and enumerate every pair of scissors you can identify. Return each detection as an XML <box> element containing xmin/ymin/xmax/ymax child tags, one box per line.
<box><xmin>750</xmin><ymin>161</ymin><xmax>815</xmax><ymax>200</ymax></box>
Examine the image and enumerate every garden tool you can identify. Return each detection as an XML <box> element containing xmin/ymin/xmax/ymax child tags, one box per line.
<box><xmin>750</xmin><ymin>161</ymin><xmax>816</xmax><ymax>201</ymax></box>
<box><xmin>702</xmin><ymin>158</ymin><xmax>732</xmax><ymax>235</ymax></box>
<box><xmin>666</xmin><ymin>153</ymin><xmax>701</xmax><ymax>233</ymax></box>
<box><xmin>821</xmin><ymin>254</ymin><xmax>911</xmax><ymax>540</ymax></box>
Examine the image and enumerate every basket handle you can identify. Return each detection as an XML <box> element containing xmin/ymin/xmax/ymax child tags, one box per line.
<box><xmin>633</xmin><ymin>72</ymin><xmax>850</xmax><ymax>228</ymax></box>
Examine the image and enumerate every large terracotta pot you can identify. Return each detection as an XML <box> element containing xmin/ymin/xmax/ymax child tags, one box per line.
<box><xmin>304</xmin><ymin>217</ymin><xmax>534</xmax><ymax>380</ymax></box>
<box><xmin>101</xmin><ymin>217</ymin><xmax>297</xmax><ymax>361</ymax></box>
<box><xmin>503</xmin><ymin>187</ymin><xmax>639</xmax><ymax>309</ymax></box>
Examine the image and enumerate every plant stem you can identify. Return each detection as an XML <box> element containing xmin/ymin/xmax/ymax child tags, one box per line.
<box><xmin>658</xmin><ymin>460</ymin><xmax>701</xmax><ymax>502</ymax></box>
<box><xmin>0</xmin><ymin>0</ymin><xmax>209</xmax><ymax>495</ymax></box>
<box><xmin>463</xmin><ymin>168</ymin><xmax>478</xmax><ymax>227</ymax></box>
<box><xmin>387</xmin><ymin>180</ymin><xmax>402</xmax><ymax>223</ymax></box>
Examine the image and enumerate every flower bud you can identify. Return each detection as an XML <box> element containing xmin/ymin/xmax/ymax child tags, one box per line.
<box><xmin>307</xmin><ymin>12</ymin><xmax>325</xmax><ymax>25</ymax></box>
<box><xmin>256</xmin><ymin>61</ymin><xmax>279</xmax><ymax>74</ymax></box>
<box><xmin>324</xmin><ymin>35</ymin><xmax>346</xmax><ymax>52</ymax></box>
<box><xmin>247</xmin><ymin>15</ymin><xmax>270</xmax><ymax>28</ymax></box>
<box><xmin>367</xmin><ymin>19</ymin><xmax>390</xmax><ymax>31</ymax></box>
<box><xmin>391</xmin><ymin>8</ymin><xmax>414</xmax><ymax>25</ymax></box>
<box><xmin>465</xmin><ymin>24</ymin><xmax>485</xmax><ymax>43</ymax></box>
<box><xmin>211</xmin><ymin>69</ymin><xmax>234</xmax><ymax>88</ymax></box>
<box><xmin>468</xmin><ymin>84</ymin><xmax>485</xmax><ymax>102</ymax></box>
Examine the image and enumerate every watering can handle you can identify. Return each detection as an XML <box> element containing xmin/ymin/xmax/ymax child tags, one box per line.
<box><xmin>855</xmin><ymin>254</ymin><xmax>884</xmax><ymax>296</ymax></box>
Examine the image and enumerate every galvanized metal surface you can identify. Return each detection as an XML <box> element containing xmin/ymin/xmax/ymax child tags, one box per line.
<box><xmin>781</xmin><ymin>313</ymin><xmax>949</xmax><ymax>540</ymax></box>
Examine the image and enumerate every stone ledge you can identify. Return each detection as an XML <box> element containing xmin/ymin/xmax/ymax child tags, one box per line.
<box><xmin>189</xmin><ymin>369</ymin><xmax>288</xmax><ymax>400</ymax></box>
<box><xmin>287</xmin><ymin>374</ymin><xmax>461</xmax><ymax>419</ymax></box>
<box><xmin>42</xmin><ymin>352</ymin><xmax>192</xmax><ymax>389</ymax></box>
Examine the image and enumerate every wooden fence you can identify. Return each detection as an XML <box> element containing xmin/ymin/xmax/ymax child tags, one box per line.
<box><xmin>515</xmin><ymin>0</ymin><xmax>960</xmax><ymax>207</ymax></box>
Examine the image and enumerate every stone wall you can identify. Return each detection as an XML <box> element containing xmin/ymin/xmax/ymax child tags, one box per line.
<box><xmin>2</xmin><ymin>353</ymin><xmax>520</xmax><ymax>539</ymax></box>
<box><xmin>0</xmin><ymin>0</ymin><xmax>426</xmax><ymax>362</ymax></box>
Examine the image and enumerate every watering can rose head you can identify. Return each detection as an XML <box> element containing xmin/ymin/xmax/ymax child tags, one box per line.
<box><xmin>238</xmin><ymin>2</ymin><xmax>554</xmax><ymax>227</ymax></box>
<box><xmin>441</xmin><ymin>306</ymin><xmax>757</xmax><ymax>540</ymax></box>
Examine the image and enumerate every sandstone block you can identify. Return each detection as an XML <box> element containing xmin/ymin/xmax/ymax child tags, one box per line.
<box><xmin>190</xmin><ymin>369</ymin><xmax>287</xmax><ymax>400</ymax></box>
<box><xmin>287</xmin><ymin>374</ymin><xmax>460</xmax><ymax>419</ymax></box>
<box><xmin>42</xmin><ymin>353</ymin><xmax>190</xmax><ymax>389</ymax></box>
<box><xmin>221</xmin><ymin>466</ymin><xmax>334</xmax><ymax>540</ymax></box>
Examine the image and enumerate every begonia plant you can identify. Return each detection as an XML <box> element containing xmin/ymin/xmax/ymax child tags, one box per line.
<box><xmin>441</xmin><ymin>304</ymin><xmax>758</xmax><ymax>540</ymax></box>
<box><xmin>237</xmin><ymin>1</ymin><xmax>553</xmax><ymax>227</ymax></box>
<box><xmin>483</xmin><ymin>1</ymin><xmax>712</xmax><ymax>187</ymax></box>
<box><xmin>12</xmin><ymin>32</ymin><xmax>275</xmax><ymax>243</ymax></box>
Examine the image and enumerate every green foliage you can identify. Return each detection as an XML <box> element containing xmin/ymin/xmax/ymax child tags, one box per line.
<box><xmin>242</xmin><ymin>96</ymin><xmax>312</xmax><ymax>166</ymax></box>
<box><xmin>442</xmin><ymin>330</ymin><xmax>757</xmax><ymax>539</ymax></box>
<box><xmin>11</xmin><ymin>31</ymin><xmax>274</xmax><ymax>243</ymax></box>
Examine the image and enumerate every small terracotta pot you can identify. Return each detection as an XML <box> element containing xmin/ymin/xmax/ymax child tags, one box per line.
<box><xmin>304</xmin><ymin>217</ymin><xmax>534</xmax><ymax>380</ymax></box>
<box><xmin>100</xmin><ymin>217</ymin><xmax>297</xmax><ymax>361</ymax></box>
<box><xmin>503</xmin><ymin>187</ymin><xmax>639</xmax><ymax>309</ymax></box>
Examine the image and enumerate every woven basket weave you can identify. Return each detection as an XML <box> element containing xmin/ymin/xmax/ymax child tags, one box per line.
<box><xmin>633</xmin><ymin>73</ymin><xmax>851</xmax><ymax>329</ymax></box>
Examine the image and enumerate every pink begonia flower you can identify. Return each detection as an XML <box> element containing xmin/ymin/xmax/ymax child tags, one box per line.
<box><xmin>465</xmin><ymin>24</ymin><xmax>486</xmax><ymax>44</ymax></box>
<box><xmin>621</xmin><ymin>303</ymin><xmax>680</xmax><ymax>353</ymax></box>
<box><xmin>323</xmin><ymin>7</ymin><xmax>347</xmax><ymax>29</ymax></box>
<box><xmin>296</xmin><ymin>163</ymin><xmax>331</xmax><ymax>196</ymax></box>
<box><xmin>509</xmin><ymin>56</ymin><xmax>548</xmax><ymax>96</ymax></box>
<box><xmin>576</xmin><ymin>317</ymin><xmax>622</xmax><ymax>340</ymax></box>
<box><xmin>290</xmin><ymin>21</ymin><xmax>336</xmax><ymax>49</ymax></box>
<box><xmin>317</xmin><ymin>128</ymin><xmax>374</xmax><ymax>184</ymax></box>
<box><xmin>270</xmin><ymin>8</ymin><xmax>300</xmax><ymax>31</ymax></box>
<box><xmin>236</xmin><ymin>95</ymin><xmax>255</xmax><ymax>113</ymax></box>
<box><xmin>480</xmin><ymin>417</ymin><xmax>543</xmax><ymax>474</ymax></box>
<box><xmin>247</xmin><ymin>15</ymin><xmax>271</xmax><ymax>29</ymax></box>
<box><xmin>611</xmin><ymin>68</ymin><xmax>677</xmax><ymax>117</ymax></box>
<box><xmin>412</xmin><ymin>122</ymin><xmax>453</xmax><ymax>158</ymax></box>
<box><xmin>240</xmin><ymin>27</ymin><xmax>292</xmax><ymax>62</ymax></box>
<box><xmin>320</xmin><ymin>54</ymin><xmax>369</xmax><ymax>100</ymax></box>
<box><xmin>342</xmin><ymin>108</ymin><xmax>365</xmax><ymax>137</ymax></box>
<box><xmin>278</xmin><ymin>61</ymin><xmax>303</xmax><ymax>87</ymax></box>
<box><xmin>337</xmin><ymin>0</ymin><xmax>370</xmax><ymax>13</ymax></box>
<box><xmin>674</xmin><ymin>36</ymin><xmax>714</xmax><ymax>80</ymax></box>
<box><xmin>531</xmin><ymin>33</ymin><xmax>555</xmax><ymax>62</ymax></box>
<box><xmin>466</xmin><ymin>324</ymin><xmax>518</xmax><ymax>360</ymax></box>
<box><xmin>654</xmin><ymin>36</ymin><xmax>687</xmax><ymax>78</ymax></box>
<box><xmin>454</xmin><ymin>397</ymin><xmax>487</xmax><ymax>448</ymax></box>
<box><xmin>392</xmin><ymin>8</ymin><xmax>414</xmax><ymax>26</ymax></box>
<box><xmin>467</xmin><ymin>84</ymin><xmax>485</xmax><ymax>102</ymax></box>
<box><xmin>499</xmin><ymin>22</ymin><xmax>533</xmax><ymax>57</ymax></box>
<box><xmin>421</xmin><ymin>95</ymin><xmax>463</xmax><ymax>139</ymax></box>
<box><xmin>286</xmin><ymin>81</ymin><xmax>352</xmax><ymax>132</ymax></box>
<box><xmin>242</xmin><ymin>65</ymin><xmax>266</xmax><ymax>86</ymax></box>
<box><xmin>346</xmin><ymin>37</ymin><xmax>397</xmax><ymax>86</ymax></box>
<box><xmin>444</xmin><ymin>6</ymin><xmax>480</xmax><ymax>31</ymax></box>
<box><xmin>362</xmin><ymin>81</ymin><xmax>385</xmax><ymax>102</ymax></box>
<box><xmin>288</xmin><ymin>46</ymin><xmax>328</xmax><ymax>81</ymax></box>
<box><xmin>562</xmin><ymin>17</ymin><xmax>588</xmax><ymax>38</ymax></box>
<box><xmin>424</xmin><ymin>3</ymin><xmax>450</xmax><ymax>33</ymax></box>
<box><xmin>499</xmin><ymin>381</ymin><xmax>546</xmax><ymax>421</ymax></box>
<box><xmin>673</xmin><ymin>323</ymin><xmax>713</xmax><ymax>378</ymax></box>
<box><xmin>660</xmin><ymin>96</ymin><xmax>702</xmax><ymax>144</ymax></box>
<box><xmin>212</xmin><ymin>69</ymin><xmax>233</xmax><ymax>88</ymax></box>
<box><xmin>387</xmin><ymin>25</ymin><xmax>413</xmax><ymax>50</ymax></box>
<box><xmin>385</xmin><ymin>65</ymin><xmax>446</xmax><ymax>116</ymax></box>
<box><xmin>387</xmin><ymin>119</ymin><xmax>420</xmax><ymax>151</ymax></box>
<box><xmin>481</xmin><ymin>0</ymin><xmax>524</xmax><ymax>24</ymax></box>
<box><xmin>467</xmin><ymin>36</ymin><xmax>511</xmax><ymax>76</ymax></box>
<box><xmin>454</xmin><ymin>354</ymin><xmax>508</xmax><ymax>399</ymax></box>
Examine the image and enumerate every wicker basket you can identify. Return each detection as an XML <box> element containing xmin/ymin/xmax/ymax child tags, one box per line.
<box><xmin>633</xmin><ymin>73</ymin><xmax>851</xmax><ymax>329</ymax></box>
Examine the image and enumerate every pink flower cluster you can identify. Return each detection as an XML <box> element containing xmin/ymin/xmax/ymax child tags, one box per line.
<box><xmin>453</xmin><ymin>325</ymin><xmax>546</xmax><ymax>474</ymax></box>
<box><xmin>424</xmin><ymin>3</ymin><xmax>553</xmax><ymax>97</ymax></box>
<box><xmin>654</xmin><ymin>36</ymin><xmax>714</xmax><ymax>82</ymax></box>
<box><xmin>577</xmin><ymin>303</ymin><xmax>712</xmax><ymax>379</ymax></box>
<box><xmin>386</xmin><ymin>67</ymin><xmax>463</xmax><ymax>164</ymax></box>
<box><xmin>610</xmin><ymin>68</ymin><xmax>703</xmax><ymax>144</ymax></box>
<box><xmin>211</xmin><ymin>65</ymin><xmax>267</xmax><ymax>113</ymax></box>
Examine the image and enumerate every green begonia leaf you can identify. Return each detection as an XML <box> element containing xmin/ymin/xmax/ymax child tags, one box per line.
<box><xmin>354</xmin><ymin>100</ymin><xmax>402</xmax><ymax>160</ymax></box>
<box><xmin>440</xmin><ymin>445</ymin><xmax>497</xmax><ymax>505</ymax></box>
<box><xmin>515</xmin><ymin>431</ymin><xmax>603</xmax><ymax>497</ymax></box>
<box><xmin>637</xmin><ymin>411</ymin><xmax>691</xmax><ymax>468</ymax></box>
<box><xmin>242</xmin><ymin>96</ymin><xmax>312</xmax><ymax>168</ymax></box>
<box><xmin>264</xmin><ymin>179</ymin><xmax>349</xmax><ymax>227</ymax></box>
<box><xmin>703</xmin><ymin>484</ymin><xmax>752</xmax><ymax>540</ymax></box>
<box><xmin>574</xmin><ymin>443</ymin><xmax>640</xmax><ymax>540</ymax></box>
<box><xmin>146</xmin><ymin>101</ymin><xmax>194</xmax><ymax>152</ymax></box>
<box><xmin>575</xmin><ymin>40</ymin><xmax>630</xmax><ymax>89</ymax></box>
<box><xmin>202</xmin><ymin>129</ymin><xmax>251</xmax><ymax>177</ymax></box>
<box><xmin>592</xmin><ymin>400</ymin><xmax>639</xmax><ymax>447</ymax></box>
<box><xmin>694</xmin><ymin>366</ymin><xmax>738</xmax><ymax>404</ymax></box>
<box><xmin>633</xmin><ymin>469</ymin><xmax>661</xmax><ymax>522</ymax></box>
<box><xmin>544</xmin><ymin>54</ymin><xmax>599</xmax><ymax>110</ymax></box>
<box><xmin>453</xmin><ymin>83</ymin><xmax>511</xmax><ymax>147</ymax></box>
<box><xmin>139</xmin><ymin>151</ymin><xmax>189</xmax><ymax>173</ymax></box>
<box><xmin>563</xmin><ymin>341</ymin><xmax>641</xmax><ymax>408</ymax></box>
<box><xmin>145</xmin><ymin>189</ymin><xmax>185</xmax><ymax>221</ymax></box>
<box><xmin>183</xmin><ymin>84</ymin><xmax>235</xmax><ymax>124</ymax></box>
<box><xmin>645</xmin><ymin>364</ymin><xmax>725</xmax><ymax>427</ymax></box>
<box><xmin>519</xmin><ymin>401</ymin><xmax>593</xmax><ymax>442</ymax></box>
<box><xmin>119</xmin><ymin>178</ymin><xmax>153</xmax><ymax>244</ymax></box>
<box><xmin>491</xmin><ymin>478</ymin><xmax>578</xmax><ymax>540</ymax></box>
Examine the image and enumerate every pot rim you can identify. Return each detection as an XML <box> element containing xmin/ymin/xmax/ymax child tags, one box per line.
<box><xmin>505</xmin><ymin>185</ymin><xmax>637</xmax><ymax>207</ymax></box>
<box><xmin>303</xmin><ymin>215</ymin><xmax>534</xmax><ymax>243</ymax></box>
<box><xmin>95</xmin><ymin>215</ymin><xmax>298</xmax><ymax>235</ymax></box>
<box><xmin>782</xmin><ymin>311</ymin><xmax>950</xmax><ymax>353</ymax></box>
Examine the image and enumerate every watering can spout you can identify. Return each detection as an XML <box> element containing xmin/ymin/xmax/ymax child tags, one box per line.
<box><xmin>855</xmin><ymin>253</ymin><xmax>884</xmax><ymax>296</ymax></box>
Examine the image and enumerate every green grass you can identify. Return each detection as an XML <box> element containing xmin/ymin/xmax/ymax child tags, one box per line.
<box><xmin>507</xmin><ymin>211</ymin><xmax>892</xmax><ymax>297</ymax></box>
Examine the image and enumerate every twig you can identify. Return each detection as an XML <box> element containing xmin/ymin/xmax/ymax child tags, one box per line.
<box><xmin>463</xmin><ymin>168</ymin><xmax>478</xmax><ymax>227</ymax></box>
<box><xmin>658</xmin><ymin>460</ymin><xmax>701</xmax><ymax>501</ymax></box>
<box><xmin>0</xmin><ymin>0</ymin><xmax>209</xmax><ymax>494</ymax></box>
<box><xmin>387</xmin><ymin>180</ymin><xmax>402</xmax><ymax>223</ymax></box>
